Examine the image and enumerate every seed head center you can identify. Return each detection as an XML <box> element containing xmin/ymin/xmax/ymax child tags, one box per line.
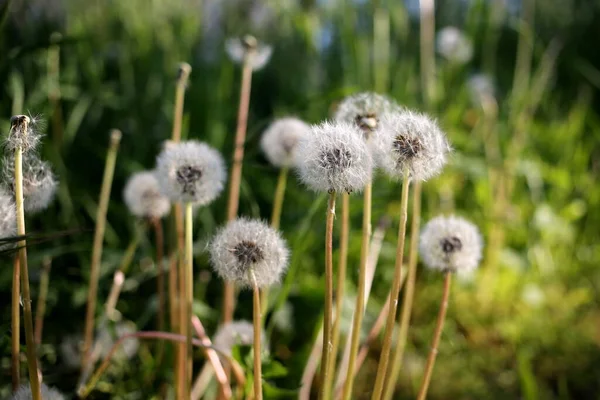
<box><xmin>440</xmin><ymin>236</ymin><xmax>462</xmax><ymax>254</ymax></box>
<box><xmin>319</xmin><ymin>148</ymin><xmax>353</xmax><ymax>171</ymax></box>
<box><xmin>393</xmin><ymin>135</ymin><xmax>422</xmax><ymax>159</ymax></box>
<box><xmin>176</xmin><ymin>165</ymin><xmax>203</xmax><ymax>195</ymax></box>
<box><xmin>233</xmin><ymin>240</ymin><xmax>264</xmax><ymax>267</ymax></box>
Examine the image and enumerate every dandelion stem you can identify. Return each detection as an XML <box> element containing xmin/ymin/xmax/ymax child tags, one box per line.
<box><xmin>82</xmin><ymin>130</ymin><xmax>122</xmax><ymax>371</ymax></box>
<box><xmin>13</xmin><ymin>116</ymin><xmax>42</xmax><ymax>400</ymax></box>
<box><xmin>152</xmin><ymin>217</ymin><xmax>166</xmax><ymax>359</ymax></box>
<box><xmin>299</xmin><ymin>320</ymin><xmax>324</xmax><ymax>400</ymax></box>
<box><xmin>261</xmin><ymin>165</ymin><xmax>289</xmax><ymax>320</ymax></box>
<box><xmin>171</xmin><ymin>63</ymin><xmax>191</xmax><ymax>142</ymax></box>
<box><xmin>326</xmin><ymin>192</ymin><xmax>350</xmax><ymax>397</ymax></box>
<box><xmin>11</xmin><ymin>255</ymin><xmax>20</xmax><ymax>391</ymax></box>
<box><xmin>184</xmin><ymin>202</ymin><xmax>194</xmax><ymax>398</ymax></box>
<box><xmin>370</xmin><ymin>169</ymin><xmax>410</xmax><ymax>400</ymax></box>
<box><xmin>382</xmin><ymin>182</ymin><xmax>422</xmax><ymax>400</ymax></box>
<box><xmin>416</xmin><ymin>272</ymin><xmax>452</xmax><ymax>400</ymax></box>
<box><xmin>223</xmin><ymin>48</ymin><xmax>254</xmax><ymax>324</ymax></box>
<box><xmin>319</xmin><ymin>191</ymin><xmax>337</xmax><ymax>400</ymax></box>
<box><xmin>104</xmin><ymin>233</ymin><xmax>140</xmax><ymax>319</ymax></box>
<box><xmin>250</xmin><ymin>270</ymin><xmax>263</xmax><ymax>400</ymax></box>
<box><xmin>34</xmin><ymin>256</ymin><xmax>52</xmax><ymax>344</ymax></box>
<box><xmin>341</xmin><ymin>182</ymin><xmax>371</xmax><ymax>400</ymax></box>
<box><xmin>419</xmin><ymin>0</ymin><xmax>436</xmax><ymax>105</ymax></box>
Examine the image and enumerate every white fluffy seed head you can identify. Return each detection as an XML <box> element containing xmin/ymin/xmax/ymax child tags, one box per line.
<box><xmin>296</xmin><ymin>121</ymin><xmax>373</xmax><ymax>193</ymax></box>
<box><xmin>468</xmin><ymin>73</ymin><xmax>495</xmax><ymax>104</ymax></box>
<box><xmin>419</xmin><ymin>215</ymin><xmax>483</xmax><ymax>274</ymax></box>
<box><xmin>11</xmin><ymin>383</ymin><xmax>65</xmax><ymax>400</ymax></box>
<box><xmin>213</xmin><ymin>320</ymin><xmax>267</xmax><ymax>357</ymax></box>
<box><xmin>209</xmin><ymin>218</ymin><xmax>289</xmax><ymax>289</ymax></box>
<box><xmin>260</xmin><ymin>117</ymin><xmax>311</xmax><ymax>167</ymax></box>
<box><xmin>2</xmin><ymin>154</ymin><xmax>58</xmax><ymax>213</ymax></box>
<box><xmin>5</xmin><ymin>115</ymin><xmax>43</xmax><ymax>153</ymax></box>
<box><xmin>225</xmin><ymin>35</ymin><xmax>272</xmax><ymax>71</ymax></box>
<box><xmin>436</xmin><ymin>26</ymin><xmax>473</xmax><ymax>64</ymax></box>
<box><xmin>155</xmin><ymin>140</ymin><xmax>227</xmax><ymax>205</ymax></box>
<box><xmin>0</xmin><ymin>185</ymin><xmax>16</xmax><ymax>247</ymax></box>
<box><xmin>334</xmin><ymin>92</ymin><xmax>400</xmax><ymax>137</ymax></box>
<box><xmin>123</xmin><ymin>171</ymin><xmax>170</xmax><ymax>219</ymax></box>
<box><xmin>372</xmin><ymin>110</ymin><xmax>451</xmax><ymax>181</ymax></box>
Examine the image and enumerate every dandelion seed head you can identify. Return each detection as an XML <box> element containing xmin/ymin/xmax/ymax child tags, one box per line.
<box><xmin>225</xmin><ymin>35</ymin><xmax>273</xmax><ymax>71</ymax></box>
<box><xmin>419</xmin><ymin>215</ymin><xmax>483</xmax><ymax>273</ymax></box>
<box><xmin>297</xmin><ymin>121</ymin><xmax>373</xmax><ymax>193</ymax></box>
<box><xmin>436</xmin><ymin>26</ymin><xmax>473</xmax><ymax>64</ymax></box>
<box><xmin>260</xmin><ymin>117</ymin><xmax>311</xmax><ymax>167</ymax></box>
<box><xmin>372</xmin><ymin>110</ymin><xmax>450</xmax><ymax>181</ymax></box>
<box><xmin>155</xmin><ymin>140</ymin><xmax>226</xmax><ymax>205</ymax></box>
<box><xmin>0</xmin><ymin>185</ymin><xmax>16</xmax><ymax>248</ymax></box>
<box><xmin>209</xmin><ymin>218</ymin><xmax>289</xmax><ymax>289</ymax></box>
<box><xmin>468</xmin><ymin>73</ymin><xmax>495</xmax><ymax>104</ymax></box>
<box><xmin>213</xmin><ymin>320</ymin><xmax>267</xmax><ymax>357</ymax></box>
<box><xmin>5</xmin><ymin>114</ymin><xmax>43</xmax><ymax>153</ymax></box>
<box><xmin>334</xmin><ymin>92</ymin><xmax>400</xmax><ymax>137</ymax></box>
<box><xmin>2</xmin><ymin>154</ymin><xmax>58</xmax><ymax>213</ymax></box>
<box><xmin>11</xmin><ymin>383</ymin><xmax>65</xmax><ymax>400</ymax></box>
<box><xmin>123</xmin><ymin>171</ymin><xmax>170</xmax><ymax>219</ymax></box>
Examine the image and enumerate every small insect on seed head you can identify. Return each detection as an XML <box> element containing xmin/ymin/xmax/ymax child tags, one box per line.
<box><xmin>334</xmin><ymin>92</ymin><xmax>400</xmax><ymax>138</ymax></box>
<box><xmin>297</xmin><ymin>121</ymin><xmax>373</xmax><ymax>194</ymax></box>
<box><xmin>123</xmin><ymin>171</ymin><xmax>170</xmax><ymax>219</ymax></box>
<box><xmin>419</xmin><ymin>215</ymin><xmax>483</xmax><ymax>274</ymax></box>
<box><xmin>260</xmin><ymin>117</ymin><xmax>311</xmax><ymax>168</ymax></box>
<box><xmin>209</xmin><ymin>218</ymin><xmax>289</xmax><ymax>289</ymax></box>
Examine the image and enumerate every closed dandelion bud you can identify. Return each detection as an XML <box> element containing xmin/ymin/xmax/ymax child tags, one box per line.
<box><xmin>2</xmin><ymin>154</ymin><xmax>58</xmax><ymax>213</ymax></box>
<box><xmin>209</xmin><ymin>218</ymin><xmax>289</xmax><ymax>289</ymax></box>
<box><xmin>5</xmin><ymin>114</ymin><xmax>42</xmax><ymax>153</ymax></box>
<box><xmin>436</xmin><ymin>26</ymin><xmax>473</xmax><ymax>64</ymax></box>
<box><xmin>225</xmin><ymin>35</ymin><xmax>273</xmax><ymax>71</ymax></box>
<box><xmin>11</xmin><ymin>383</ymin><xmax>65</xmax><ymax>400</ymax></box>
<box><xmin>123</xmin><ymin>171</ymin><xmax>170</xmax><ymax>219</ymax></box>
<box><xmin>213</xmin><ymin>320</ymin><xmax>267</xmax><ymax>357</ymax></box>
<box><xmin>155</xmin><ymin>140</ymin><xmax>227</xmax><ymax>205</ymax></box>
<box><xmin>419</xmin><ymin>215</ymin><xmax>483</xmax><ymax>273</ymax></box>
<box><xmin>260</xmin><ymin>117</ymin><xmax>311</xmax><ymax>168</ymax></box>
<box><xmin>297</xmin><ymin>121</ymin><xmax>373</xmax><ymax>193</ymax></box>
<box><xmin>373</xmin><ymin>110</ymin><xmax>450</xmax><ymax>181</ymax></box>
<box><xmin>0</xmin><ymin>186</ymin><xmax>16</xmax><ymax>246</ymax></box>
<box><xmin>334</xmin><ymin>92</ymin><xmax>400</xmax><ymax>137</ymax></box>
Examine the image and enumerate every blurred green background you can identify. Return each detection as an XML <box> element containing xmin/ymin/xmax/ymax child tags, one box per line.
<box><xmin>1</xmin><ymin>0</ymin><xmax>600</xmax><ymax>398</ymax></box>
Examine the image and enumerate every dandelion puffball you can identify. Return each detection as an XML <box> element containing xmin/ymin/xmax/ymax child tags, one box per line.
<box><xmin>260</xmin><ymin>117</ymin><xmax>311</xmax><ymax>167</ymax></box>
<box><xmin>155</xmin><ymin>140</ymin><xmax>226</xmax><ymax>205</ymax></box>
<box><xmin>2</xmin><ymin>154</ymin><xmax>58</xmax><ymax>213</ymax></box>
<box><xmin>419</xmin><ymin>215</ymin><xmax>483</xmax><ymax>273</ymax></box>
<box><xmin>213</xmin><ymin>320</ymin><xmax>267</xmax><ymax>357</ymax></box>
<box><xmin>11</xmin><ymin>383</ymin><xmax>65</xmax><ymax>400</ymax></box>
<box><xmin>123</xmin><ymin>171</ymin><xmax>170</xmax><ymax>219</ymax></box>
<box><xmin>297</xmin><ymin>121</ymin><xmax>373</xmax><ymax>193</ymax></box>
<box><xmin>334</xmin><ymin>92</ymin><xmax>400</xmax><ymax>136</ymax></box>
<box><xmin>6</xmin><ymin>114</ymin><xmax>42</xmax><ymax>153</ymax></box>
<box><xmin>436</xmin><ymin>26</ymin><xmax>473</xmax><ymax>64</ymax></box>
<box><xmin>209</xmin><ymin>218</ymin><xmax>289</xmax><ymax>289</ymax></box>
<box><xmin>373</xmin><ymin>110</ymin><xmax>450</xmax><ymax>181</ymax></box>
<box><xmin>225</xmin><ymin>35</ymin><xmax>273</xmax><ymax>71</ymax></box>
<box><xmin>0</xmin><ymin>186</ymin><xmax>16</xmax><ymax>242</ymax></box>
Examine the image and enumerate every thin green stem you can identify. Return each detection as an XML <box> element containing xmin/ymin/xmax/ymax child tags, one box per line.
<box><xmin>416</xmin><ymin>272</ymin><xmax>452</xmax><ymax>400</ymax></box>
<box><xmin>34</xmin><ymin>257</ymin><xmax>52</xmax><ymax>344</ymax></box>
<box><xmin>171</xmin><ymin>63</ymin><xmax>191</xmax><ymax>142</ymax></box>
<box><xmin>319</xmin><ymin>191</ymin><xmax>337</xmax><ymax>400</ymax></box>
<box><xmin>12</xmin><ymin>115</ymin><xmax>41</xmax><ymax>400</ymax></box>
<box><xmin>341</xmin><ymin>182</ymin><xmax>371</xmax><ymax>400</ymax></box>
<box><xmin>250</xmin><ymin>270</ymin><xmax>263</xmax><ymax>400</ymax></box>
<box><xmin>82</xmin><ymin>130</ymin><xmax>122</xmax><ymax>370</ymax></box>
<box><xmin>382</xmin><ymin>182</ymin><xmax>422</xmax><ymax>400</ymax></box>
<box><xmin>326</xmin><ymin>192</ymin><xmax>350</xmax><ymax>397</ymax></box>
<box><xmin>11</xmin><ymin>255</ymin><xmax>20</xmax><ymax>391</ymax></box>
<box><xmin>370</xmin><ymin>170</ymin><xmax>410</xmax><ymax>400</ymax></box>
<box><xmin>104</xmin><ymin>234</ymin><xmax>140</xmax><ymax>320</ymax></box>
<box><xmin>419</xmin><ymin>0</ymin><xmax>436</xmax><ymax>105</ymax></box>
<box><xmin>185</xmin><ymin>202</ymin><xmax>194</xmax><ymax>398</ymax></box>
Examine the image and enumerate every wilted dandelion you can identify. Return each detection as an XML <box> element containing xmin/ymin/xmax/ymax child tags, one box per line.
<box><xmin>334</xmin><ymin>92</ymin><xmax>400</xmax><ymax>137</ymax></box>
<box><xmin>123</xmin><ymin>171</ymin><xmax>170</xmax><ymax>219</ymax></box>
<box><xmin>4</xmin><ymin>115</ymin><xmax>42</xmax><ymax>153</ymax></box>
<box><xmin>373</xmin><ymin>110</ymin><xmax>450</xmax><ymax>181</ymax></box>
<box><xmin>416</xmin><ymin>215</ymin><xmax>482</xmax><ymax>400</ymax></box>
<box><xmin>261</xmin><ymin>117</ymin><xmax>311</xmax><ymax>168</ymax></box>
<box><xmin>11</xmin><ymin>383</ymin><xmax>64</xmax><ymax>400</ymax></box>
<box><xmin>436</xmin><ymin>26</ymin><xmax>473</xmax><ymax>64</ymax></box>
<box><xmin>0</xmin><ymin>185</ymin><xmax>16</xmax><ymax>246</ymax></box>
<box><xmin>297</xmin><ymin>121</ymin><xmax>373</xmax><ymax>194</ymax></box>
<box><xmin>226</xmin><ymin>35</ymin><xmax>272</xmax><ymax>71</ymax></box>
<box><xmin>155</xmin><ymin>140</ymin><xmax>227</xmax><ymax>206</ymax></box>
<box><xmin>419</xmin><ymin>215</ymin><xmax>483</xmax><ymax>274</ymax></box>
<box><xmin>2</xmin><ymin>154</ymin><xmax>58</xmax><ymax>213</ymax></box>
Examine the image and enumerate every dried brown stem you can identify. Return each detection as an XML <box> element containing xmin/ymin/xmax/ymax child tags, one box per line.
<box><xmin>11</xmin><ymin>255</ymin><xmax>20</xmax><ymax>391</ymax></box>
